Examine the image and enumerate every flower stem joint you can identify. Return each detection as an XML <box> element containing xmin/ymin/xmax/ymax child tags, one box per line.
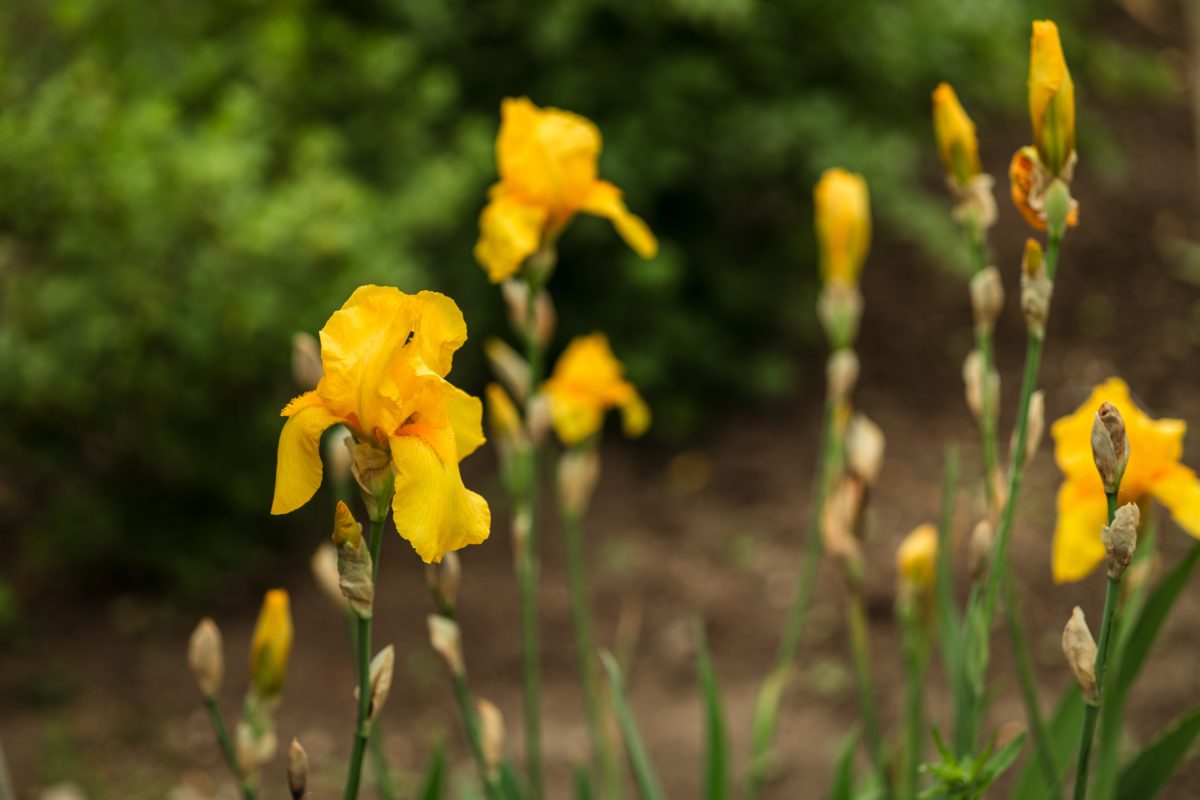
<box><xmin>1091</xmin><ymin>402</ymin><xmax>1129</xmax><ymax>495</ymax></box>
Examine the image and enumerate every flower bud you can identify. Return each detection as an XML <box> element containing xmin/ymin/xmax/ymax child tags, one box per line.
<box><xmin>250</xmin><ymin>590</ymin><xmax>293</xmax><ymax>700</ymax></box>
<box><xmin>1029</xmin><ymin>20</ymin><xmax>1076</xmax><ymax>178</ymax></box>
<box><xmin>817</xmin><ymin>285</ymin><xmax>863</xmax><ymax>349</ymax></box>
<box><xmin>428</xmin><ymin>614</ymin><xmax>464</xmax><ymax>676</ymax></box>
<box><xmin>310</xmin><ymin>543</ymin><xmax>346</xmax><ymax>610</ymax></box>
<box><xmin>1062</xmin><ymin>606</ymin><xmax>1099</xmax><ymax>705</ymax></box>
<box><xmin>287</xmin><ymin>738</ymin><xmax>309</xmax><ymax>799</ymax></box>
<box><xmin>814</xmin><ymin>168</ymin><xmax>871</xmax><ymax>289</ymax></box>
<box><xmin>485</xmin><ymin>337</ymin><xmax>531</xmax><ymax>403</ymax></box>
<box><xmin>845</xmin><ymin>413</ymin><xmax>885</xmax><ymax>485</ymax></box>
<box><xmin>366</xmin><ymin>645</ymin><xmax>395</xmax><ymax>722</ymax></box>
<box><xmin>969</xmin><ymin>267</ymin><xmax>1005</xmax><ymax>334</ymax></box>
<box><xmin>426</xmin><ymin>551</ymin><xmax>461</xmax><ymax>616</ymax></box>
<box><xmin>486</xmin><ymin>382</ymin><xmax>524</xmax><ymax>443</ymax></box>
<box><xmin>291</xmin><ymin>332</ymin><xmax>323</xmax><ymax>391</ymax></box>
<box><xmin>345</xmin><ymin>440</ymin><xmax>394</xmax><ymax>522</ymax></box>
<box><xmin>332</xmin><ymin>501</ymin><xmax>374</xmax><ymax>618</ymax></box>
<box><xmin>558</xmin><ymin>447</ymin><xmax>601</xmax><ymax>517</ymax></box>
<box><xmin>1020</xmin><ymin>238</ymin><xmax>1053</xmax><ymax>337</ymax></box>
<box><xmin>826</xmin><ymin>348</ymin><xmax>860</xmax><ymax>406</ymax></box>
<box><xmin>1091</xmin><ymin>402</ymin><xmax>1129</xmax><ymax>494</ymax></box>
<box><xmin>477</xmin><ymin>698</ymin><xmax>505</xmax><ymax>774</ymax></box>
<box><xmin>932</xmin><ymin>83</ymin><xmax>981</xmax><ymax>187</ymax></box>
<box><xmin>511</xmin><ymin>506</ymin><xmax>532</xmax><ymax>568</ymax></box>
<box><xmin>962</xmin><ymin>350</ymin><xmax>999</xmax><ymax>424</ymax></box>
<box><xmin>1011</xmin><ymin>390</ymin><xmax>1045</xmax><ymax>470</ymax></box>
<box><xmin>896</xmin><ymin>524</ymin><xmax>938</xmax><ymax>592</ymax></box>
<box><xmin>188</xmin><ymin>618</ymin><xmax>224</xmax><ymax>698</ymax></box>
<box><xmin>968</xmin><ymin>520</ymin><xmax>994</xmax><ymax>580</ymax></box>
<box><xmin>502</xmin><ymin>280</ymin><xmax>556</xmax><ymax>350</ymax></box>
<box><xmin>1101</xmin><ymin>502</ymin><xmax>1139</xmax><ymax>580</ymax></box>
<box><xmin>525</xmin><ymin>392</ymin><xmax>553</xmax><ymax>448</ymax></box>
<box><xmin>822</xmin><ymin>476</ymin><xmax>865</xmax><ymax>582</ymax></box>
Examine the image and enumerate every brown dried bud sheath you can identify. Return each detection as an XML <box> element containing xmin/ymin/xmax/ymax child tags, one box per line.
<box><xmin>428</xmin><ymin>615</ymin><xmax>465</xmax><ymax>676</ymax></box>
<box><xmin>188</xmin><ymin>618</ymin><xmax>224</xmax><ymax>698</ymax></box>
<box><xmin>1101</xmin><ymin>502</ymin><xmax>1140</xmax><ymax>580</ymax></box>
<box><xmin>1091</xmin><ymin>402</ymin><xmax>1129</xmax><ymax>494</ymax></box>
<box><xmin>969</xmin><ymin>266</ymin><xmax>1005</xmax><ymax>333</ymax></box>
<box><xmin>426</xmin><ymin>551</ymin><xmax>462</xmax><ymax>616</ymax></box>
<box><xmin>287</xmin><ymin>738</ymin><xmax>309</xmax><ymax>799</ymax></box>
<box><xmin>845</xmin><ymin>414</ymin><xmax>885</xmax><ymax>486</ymax></box>
<box><xmin>1062</xmin><ymin>607</ymin><xmax>1099</xmax><ymax>705</ymax></box>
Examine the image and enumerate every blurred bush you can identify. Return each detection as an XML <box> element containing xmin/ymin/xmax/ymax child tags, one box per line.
<box><xmin>0</xmin><ymin>0</ymin><xmax>1175</xmax><ymax>592</ymax></box>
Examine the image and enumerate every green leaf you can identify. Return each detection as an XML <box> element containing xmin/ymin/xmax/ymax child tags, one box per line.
<box><xmin>695</xmin><ymin>622</ymin><xmax>730</xmax><ymax>800</ymax></box>
<box><xmin>1116</xmin><ymin>707</ymin><xmax>1200</xmax><ymax>800</ymax></box>
<box><xmin>601</xmin><ymin>651</ymin><xmax>667</xmax><ymax>800</ymax></box>
<box><xmin>1114</xmin><ymin>541</ymin><xmax>1200</xmax><ymax>699</ymax></box>
<box><xmin>934</xmin><ymin>444</ymin><xmax>961</xmax><ymax>684</ymax></box>
<box><xmin>827</xmin><ymin>729</ymin><xmax>859</xmax><ymax>800</ymax></box>
<box><xmin>1011</xmin><ymin>684</ymin><xmax>1081</xmax><ymax>799</ymax></box>
<box><xmin>573</xmin><ymin>765</ymin><xmax>595</xmax><ymax>800</ymax></box>
<box><xmin>499</xmin><ymin>761</ymin><xmax>527</xmax><ymax>800</ymax></box>
<box><xmin>962</xmin><ymin>603</ymin><xmax>990</xmax><ymax>698</ymax></box>
<box><xmin>747</xmin><ymin>664</ymin><xmax>792</xmax><ymax>790</ymax></box>
<box><xmin>978</xmin><ymin>733</ymin><xmax>1025</xmax><ymax>784</ymax></box>
<box><xmin>417</xmin><ymin>738</ymin><xmax>446</xmax><ymax>800</ymax></box>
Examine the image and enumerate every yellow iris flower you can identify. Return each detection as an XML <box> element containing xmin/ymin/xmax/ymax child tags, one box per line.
<box><xmin>474</xmin><ymin>97</ymin><xmax>658</xmax><ymax>283</ymax></box>
<box><xmin>250</xmin><ymin>589</ymin><xmax>293</xmax><ymax>699</ymax></box>
<box><xmin>542</xmin><ymin>333</ymin><xmax>650</xmax><ymax>446</ymax></box>
<box><xmin>814</xmin><ymin>168</ymin><xmax>871</xmax><ymax>288</ymax></box>
<box><xmin>1051</xmin><ymin>378</ymin><xmax>1200</xmax><ymax>582</ymax></box>
<box><xmin>896</xmin><ymin>523</ymin><xmax>938</xmax><ymax>590</ymax></box>
<box><xmin>1028</xmin><ymin>20</ymin><xmax>1075</xmax><ymax>177</ymax></box>
<box><xmin>931</xmin><ymin>83</ymin><xmax>981</xmax><ymax>186</ymax></box>
<box><xmin>270</xmin><ymin>286</ymin><xmax>490</xmax><ymax>564</ymax></box>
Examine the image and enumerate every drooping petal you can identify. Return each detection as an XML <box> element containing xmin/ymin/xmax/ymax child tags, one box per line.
<box><xmin>446</xmin><ymin>384</ymin><xmax>486</xmax><ymax>461</ymax></box>
<box><xmin>1052</xmin><ymin>479</ymin><xmax>1109</xmax><ymax>583</ymax></box>
<box><xmin>1150</xmin><ymin>463</ymin><xmax>1200</xmax><ymax>539</ymax></box>
<box><xmin>272</xmin><ymin>395</ymin><xmax>344</xmax><ymax>514</ymax></box>
<box><xmin>474</xmin><ymin>195</ymin><xmax>548</xmax><ymax>284</ymax></box>
<box><xmin>579</xmin><ymin>180</ymin><xmax>658</xmax><ymax>259</ymax></box>
<box><xmin>620</xmin><ymin>391</ymin><xmax>651</xmax><ymax>439</ymax></box>
<box><xmin>389</xmin><ymin>434</ymin><xmax>491</xmax><ymax>563</ymax></box>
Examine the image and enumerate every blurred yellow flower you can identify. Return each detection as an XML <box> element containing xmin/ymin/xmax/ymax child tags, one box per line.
<box><xmin>1028</xmin><ymin>20</ymin><xmax>1075</xmax><ymax>177</ymax></box>
<box><xmin>474</xmin><ymin>97</ymin><xmax>658</xmax><ymax>283</ymax></box>
<box><xmin>896</xmin><ymin>524</ymin><xmax>938</xmax><ymax>590</ymax></box>
<box><xmin>542</xmin><ymin>333</ymin><xmax>649</xmax><ymax>446</ymax></box>
<box><xmin>250</xmin><ymin>589</ymin><xmax>293</xmax><ymax>699</ymax></box>
<box><xmin>486</xmin><ymin>382</ymin><xmax>523</xmax><ymax>439</ymax></box>
<box><xmin>1051</xmin><ymin>378</ymin><xmax>1200</xmax><ymax>582</ymax></box>
<box><xmin>931</xmin><ymin>83</ymin><xmax>980</xmax><ymax>186</ymax></box>
<box><xmin>271</xmin><ymin>286</ymin><xmax>490</xmax><ymax>564</ymax></box>
<box><xmin>814</xmin><ymin>168</ymin><xmax>871</xmax><ymax>288</ymax></box>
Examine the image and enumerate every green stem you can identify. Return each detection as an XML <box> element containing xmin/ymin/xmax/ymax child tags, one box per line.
<box><xmin>934</xmin><ymin>445</ymin><xmax>960</xmax><ymax>681</ymax></box>
<box><xmin>899</xmin><ymin>606</ymin><xmax>926</xmax><ymax>800</ymax></box>
<box><xmin>202</xmin><ymin>697</ymin><xmax>254</xmax><ymax>800</ymax></box>
<box><xmin>848</xmin><ymin>588</ymin><xmax>888</xmax><ymax>797</ymax></box>
<box><xmin>344</xmin><ymin>612</ymin><xmax>397</xmax><ymax>800</ymax></box>
<box><xmin>449</xmin><ymin>661</ymin><xmax>503</xmax><ymax>799</ymax></box>
<box><xmin>1071</xmin><ymin>492</ymin><xmax>1122</xmax><ymax>800</ymax></box>
<box><xmin>519</xmin><ymin>275</ymin><xmax>546</xmax><ymax>800</ymax></box>
<box><xmin>967</xmin><ymin>219</ymin><xmax>999</xmax><ymax>512</ymax></box>
<box><xmin>344</xmin><ymin>517</ymin><xmax>385</xmax><ymax>800</ymax></box>
<box><xmin>562</xmin><ymin>497</ymin><xmax>619</xmax><ymax>797</ymax></box>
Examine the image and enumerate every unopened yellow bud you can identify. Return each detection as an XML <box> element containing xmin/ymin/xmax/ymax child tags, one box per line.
<box><xmin>932</xmin><ymin>83</ymin><xmax>981</xmax><ymax>186</ymax></box>
<box><xmin>1029</xmin><ymin>21</ymin><xmax>1076</xmax><ymax>177</ymax></box>
<box><xmin>896</xmin><ymin>524</ymin><xmax>938</xmax><ymax>591</ymax></box>
<box><xmin>332</xmin><ymin>500</ymin><xmax>363</xmax><ymax>548</ymax></box>
<box><xmin>250</xmin><ymin>589</ymin><xmax>293</xmax><ymax>699</ymax></box>
<box><xmin>188</xmin><ymin>618</ymin><xmax>224</xmax><ymax>698</ymax></box>
<box><xmin>1062</xmin><ymin>606</ymin><xmax>1098</xmax><ymax>705</ymax></box>
<box><xmin>814</xmin><ymin>168</ymin><xmax>871</xmax><ymax>288</ymax></box>
<box><xmin>332</xmin><ymin>502</ymin><xmax>374</xmax><ymax>619</ymax></box>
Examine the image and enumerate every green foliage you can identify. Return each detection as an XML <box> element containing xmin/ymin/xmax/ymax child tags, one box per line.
<box><xmin>920</xmin><ymin>730</ymin><xmax>1025</xmax><ymax>800</ymax></box>
<box><xmin>1011</xmin><ymin>685</ymin><xmax>1081</xmax><ymax>800</ymax></box>
<box><xmin>695</xmin><ymin>622</ymin><xmax>730</xmax><ymax>800</ymax></box>
<box><xmin>0</xmin><ymin>0</ymin><xmax>1170</xmax><ymax>587</ymax></box>
<box><xmin>827</xmin><ymin>729</ymin><xmax>859</xmax><ymax>800</ymax></box>
<box><xmin>418</xmin><ymin>738</ymin><xmax>447</xmax><ymax>800</ymax></box>
<box><xmin>1116</xmin><ymin>707</ymin><xmax>1200</xmax><ymax>800</ymax></box>
<box><xmin>600</xmin><ymin>651</ymin><xmax>666</xmax><ymax>800</ymax></box>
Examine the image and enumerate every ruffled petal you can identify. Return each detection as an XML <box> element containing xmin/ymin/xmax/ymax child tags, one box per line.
<box><xmin>446</xmin><ymin>385</ymin><xmax>486</xmax><ymax>460</ymax></box>
<box><xmin>389</xmin><ymin>434</ymin><xmax>491</xmax><ymax>563</ymax></box>
<box><xmin>580</xmin><ymin>180</ymin><xmax>658</xmax><ymax>259</ymax></box>
<box><xmin>474</xmin><ymin>195</ymin><xmax>548</xmax><ymax>283</ymax></box>
<box><xmin>1150</xmin><ymin>463</ymin><xmax>1200</xmax><ymax>539</ymax></box>
<box><xmin>497</xmin><ymin>97</ymin><xmax>601</xmax><ymax>211</ymax></box>
<box><xmin>272</xmin><ymin>396</ymin><xmax>344</xmax><ymax>514</ymax></box>
<box><xmin>1052</xmin><ymin>479</ymin><xmax>1108</xmax><ymax>583</ymax></box>
<box><xmin>413</xmin><ymin>291</ymin><xmax>468</xmax><ymax>378</ymax></box>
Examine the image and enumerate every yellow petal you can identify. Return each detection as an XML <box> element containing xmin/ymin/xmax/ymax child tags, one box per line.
<box><xmin>413</xmin><ymin>291</ymin><xmax>468</xmax><ymax>379</ymax></box>
<box><xmin>1150</xmin><ymin>464</ymin><xmax>1200</xmax><ymax>539</ymax></box>
<box><xmin>389</xmin><ymin>434</ymin><xmax>491</xmax><ymax>564</ymax></box>
<box><xmin>474</xmin><ymin>195</ymin><xmax>548</xmax><ymax>283</ymax></box>
<box><xmin>446</xmin><ymin>384</ymin><xmax>486</xmax><ymax>461</ymax></box>
<box><xmin>896</xmin><ymin>523</ymin><xmax>939</xmax><ymax>589</ymax></box>
<box><xmin>620</xmin><ymin>391</ymin><xmax>651</xmax><ymax>439</ymax></box>
<box><xmin>272</xmin><ymin>394</ymin><xmax>344</xmax><ymax>515</ymax></box>
<box><xmin>814</xmin><ymin>168</ymin><xmax>871</xmax><ymax>287</ymax></box>
<box><xmin>496</xmin><ymin>97</ymin><xmax>601</xmax><ymax>213</ymax></box>
<box><xmin>580</xmin><ymin>180</ymin><xmax>658</xmax><ymax>259</ymax></box>
<box><xmin>550</xmin><ymin>398</ymin><xmax>605</xmax><ymax>447</ymax></box>
<box><xmin>1052</xmin><ymin>480</ymin><xmax>1108</xmax><ymax>583</ymax></box>
<box><xmin>250</xmin><ymin>589</ymin><xmax>293</xmax><ymax>698</ymax></box>
<box><xmin>1029</xmin><ymin>20</ymin><xmax>1075</xmax><ymax>175</ymax></box>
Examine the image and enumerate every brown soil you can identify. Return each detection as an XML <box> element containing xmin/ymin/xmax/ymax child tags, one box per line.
<box><xmin>6</xmin><ymin>24</ymin><xmax>1200</xmax><ymax>800</ymax></box>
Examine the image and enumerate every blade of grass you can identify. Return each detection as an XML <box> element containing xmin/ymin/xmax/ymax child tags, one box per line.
<box><xmin>601</xmin><ymin>651</ymin><xmax>667</xmax><ymax>800</ymax></box>
<box><xmin>695</xmin><ymin>622</ymin><xmax>730</xmax><ymax>800</ymax></box>
<box><xmin>417</xmin><ymin>739</ymin><xmax>447</xmax><ymax>800</ymax></box>
<box><xmin>1115</xmin><ymin>707</ymin><xmax>1200</xmax><ymax>800</ymax></box>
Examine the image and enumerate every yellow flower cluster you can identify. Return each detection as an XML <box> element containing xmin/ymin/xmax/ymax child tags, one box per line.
<box><xmin>271</xmin><ymin>286</ymin><xmax>490</xmax><ymax>564</ymax></box>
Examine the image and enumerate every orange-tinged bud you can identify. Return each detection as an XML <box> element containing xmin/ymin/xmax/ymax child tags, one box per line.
<box><xmin>331</xmin><ymin>500</ymin><xmax>362</xmax><ymax>548</ymax></box>
<box><xmin>1029</xmin><ymin>21</ymin><xmax>1076</xmax><ymax>177</ymax></box>
<box><xmin>932</xmin><ymin>83</ymin><xmax>981</xmax><ymax>186</ymax></box>
<box><xmin>486</xmin><ymin>383</ymin><xmax>524</xmax><ymax>441</ymax></box>
<box><xmin>250</xmin><ymin>589</ymin><xmax>293</xmax><ymax>699</ymax></box>
<box><xmin>814</xmin><ymin>168</ymin><xmax>871</xmax><ymax>288</ymax></box>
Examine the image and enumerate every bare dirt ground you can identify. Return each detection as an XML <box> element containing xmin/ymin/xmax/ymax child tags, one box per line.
<box><xmin>6</xmin><ymin>30</ymin><xmax>1200</xmax><ymax>800</ymax></box>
